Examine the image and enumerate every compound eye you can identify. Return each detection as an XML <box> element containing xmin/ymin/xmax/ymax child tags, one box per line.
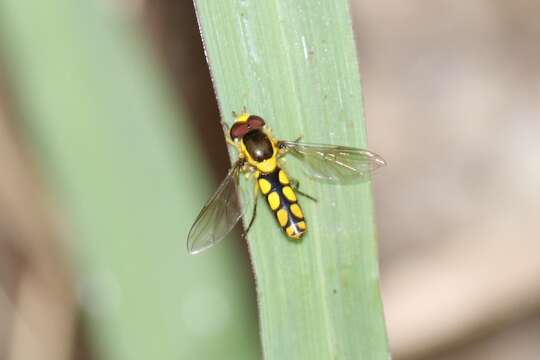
<box><xmin>247</xmin><ymin>115</ymin><xmax>265</xmax><ymax>129</ymax></box>
<box><xmin>230</xmin><ymin>122</ymin><xmax>249</xmax><ymax>139</ymax></box>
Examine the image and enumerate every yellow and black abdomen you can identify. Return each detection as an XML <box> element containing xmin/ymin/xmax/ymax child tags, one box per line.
<box><xmin>257</xmin><ymin>167</ymin><xmax>306</xmax><ymax>239</ymax></box>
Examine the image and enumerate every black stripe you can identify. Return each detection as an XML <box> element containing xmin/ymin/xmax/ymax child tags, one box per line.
<box><xmin>259</xmin><ymin>167</ymin><xmax>303</xmax><ymax>229</ymax></box>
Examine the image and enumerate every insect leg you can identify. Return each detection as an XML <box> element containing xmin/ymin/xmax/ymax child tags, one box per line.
<box><xmin>243</xmin><ymin>182</ymin><xmax>259</xmax><ymax>237</ymax></box>
<box><xmin>221</xmin><ymin>122</ymin><xmax>237</xmax><ymax>147</ymax></box>
<box><xmin>226</xmin><ymin>137</ymin><xmax>236</xmax><ymax>147</ymax></box>
<box><xmin>290</xmin><ymin>178</ymin><xmax>318</xmax><ymax>203</ymax></box>
<box><xmin>244</xmin><ymin>194</ymin><xmax>258</xmax><ymax>236</ymax></box>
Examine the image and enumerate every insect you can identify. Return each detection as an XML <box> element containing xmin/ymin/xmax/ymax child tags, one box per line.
<box><xmin>187</xmin><ymin>111</ymin><xmax>386</xmax><ymax>254</ymax></box>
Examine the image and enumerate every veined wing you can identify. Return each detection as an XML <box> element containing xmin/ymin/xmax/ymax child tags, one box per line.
<box><xmin>279</xmin><ymin>140</ymin><xmax>386</xmax><ymax>183</ymax></box>
<box><xmin>187</xmin><ymin>161</ymin><xmax>243</xmax><ymax>254</ymax></box>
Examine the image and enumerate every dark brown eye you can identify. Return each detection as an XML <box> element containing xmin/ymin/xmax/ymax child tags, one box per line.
<box><xmin>247</xmin><ymin>115</ymin><xmax>265</xmax><ymax>129</ymax></box>
<box><xmin>230</xmin><ymin>116</ymin><xmax>266</xmax><ymax>139</ymax></box>
<box><xmin>230</xmin><ymin>122</ymin><xmax>249</xmax><ymax>139</ymax></box>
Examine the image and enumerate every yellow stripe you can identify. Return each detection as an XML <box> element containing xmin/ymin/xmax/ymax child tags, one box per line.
<box><xmin>297</xmin><ymin>221</ymin><xmax>306</xmax><ymax>230</ymax></box>
<box><xmin>285</xmin><ymin>225</ymin><xmax>304</xmax><ymax>239</ymax></box>
<box><xmin>277</xmin><ymin>208</ymin><xmax>288</xmax><ymax>227</ymax></box>
<box><xmin>278</xmin><ymin>170</ymin><xmax>289</xmax><ymax>185</ymax></box>
<box><xmin>267</xmin><ymin>192</ymin><xmax>280</xmax><ymax>210</ymax></box>
<box><xmin>235</xmin><ymin>113</ymin><xmax>250</xmax><ymax>122</ymax></box>
<box><xmin>290</xmin><ymin>204</ymin><xmax>304</xmax><ymax>219</ymax></box>
<box><xmin>282</xmin><ymin>186</ymin><xmax>297</xmax><ymax>202</ymax></box>
<box><xmin>286</xmin><ymin>226</ymin><xmax>295</xmax><ymax>237</ymax></box>
<box><xmin>258</xmin><ymin>178</ymin><xmax>272</xmax><ymax>195</ymax></box>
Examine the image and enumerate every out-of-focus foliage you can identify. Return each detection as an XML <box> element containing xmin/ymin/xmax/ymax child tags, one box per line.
<box><xmin>0</xmin><ymin>1</ymin><xmax>259</xmax><ymax>359</ymax></box>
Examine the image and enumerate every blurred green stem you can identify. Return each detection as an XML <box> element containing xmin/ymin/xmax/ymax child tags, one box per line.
<box><xmin>0</xmin><ymin>1</ymin><xmax>259</xmax><ymax>359</ymax></box>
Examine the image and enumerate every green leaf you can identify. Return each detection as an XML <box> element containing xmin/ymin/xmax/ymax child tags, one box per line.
<box><xmin>0</xmin><ymin>1</ymin><xmax>258</xmax><ymax>360</ymax></box>
<box><xmin>195</xmin><ymin>0</ymin><xmax>390</xmax><ymax>359</ymax></box>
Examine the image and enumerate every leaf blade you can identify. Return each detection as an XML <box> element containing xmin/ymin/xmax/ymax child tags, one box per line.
<box><xmin>195</xmin><ymin>0</ymin><xmax>390</xmax><ymax>359</ymax></box>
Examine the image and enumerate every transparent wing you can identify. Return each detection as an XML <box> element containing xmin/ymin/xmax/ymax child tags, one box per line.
<box><xmin>187</xmin><ymin>161</ymin><xmax>243</xmax><ymax>254</ymax></box>
<box><xmin>280</xmin><ymin>140</ymin><xmax>386</xmax><ymax>183</ymax></box>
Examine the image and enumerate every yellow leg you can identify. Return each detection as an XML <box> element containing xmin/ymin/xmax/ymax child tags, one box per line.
<box><xmin>223</xmin><ymin>124</ymin><xmax>243</xmax><ymax>153</ymax></box>
<box><xmin>226</xmin><ymin>137</ymin><xmax>236</xmax><ymax>147</ymax></box>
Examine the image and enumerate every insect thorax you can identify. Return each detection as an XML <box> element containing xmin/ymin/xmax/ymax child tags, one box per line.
<box><xmin>243</xmin><ymin>130</ymin><xmax>273</xmax><ymax>161</ymax></box>
<box><xmin>241</xmin><ymin>130</ymin><xmax>278</xmax><ymax>173</ymax></box>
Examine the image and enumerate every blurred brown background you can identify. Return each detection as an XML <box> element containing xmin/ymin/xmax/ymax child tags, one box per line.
<box><xmin>1</xmin><ymin>0</ymin><xmax>539</xmax><ymax>359</ymax></box>
<box><xmin>351</xmin><ymin>1</ymin><xmax>540</xmax><ymax>359</ymax></box>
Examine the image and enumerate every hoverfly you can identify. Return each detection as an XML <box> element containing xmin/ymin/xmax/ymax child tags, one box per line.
<box><xmin>187</xmin><ymin>111</ymin><xmax>386</xmax><ymax>254</ymax></box>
